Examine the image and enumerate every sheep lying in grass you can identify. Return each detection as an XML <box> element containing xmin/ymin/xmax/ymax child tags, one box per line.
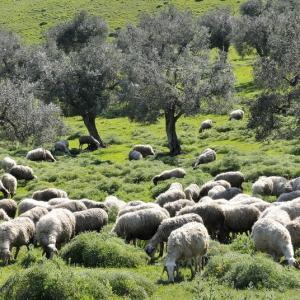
<box><xmin>199</xmin><ymin>180</ymin><xmax>231</xmax><ymax>198</ymax></box>
<box><xmin>0</xmin><ymin>181</ymin><xmax>9</xmax><ymax>198</ymax></box>
<box><xmin>0</xmin><ymin>199</ymin><xmax>17</xmax><ymax>218</ymax></box>
<box><xmin>74</xmin><ymin>208</ymin><xmax>108</xmax><ymax>234</ymax></box>
<box><xmin>79</xmin><ymin>135</ymin><xmax>100</xmax><ymax>151</ymax></box>
<box><xmin>36</xmin><ymin>208</ymin><xmax>75</xmax><ymax>259</ymax></box>
<box><xmin>184</xmin><ymin>184</ymin><xmax>200</xmax><ymax>201</ymax></box>
<box><xmin>152</xmin><ymin>168</ymin><xmax>186</xmax><ymax>185</ymax></box>
<box><xmin>0</xmin><ymin>217</ymin><xmax>35</xmax><ymax>265</ymax></box>
<box><xmin>129</xmin><ymin>150</ymin><xmax>143</xmax><ymax>161</ymax></box>
<box><xmin>18</xmin><ymin>199</ymin><xmax>50</xmax><ymax>215</ymax></box>
<box><xmin>145</xmin><ymin>213</ymin><xmax>203</xmax><ymax>258</ymax></box>
<box><xmin>215</xmin><ymin>171</ymin><xmax>244</xmax><ymax>189</ymax></box>
<box><xmin>112</xmin><ymin>207</ymin><xmax>169</xmax><ymax>244</ymax></box>
<box><xmin>0</xmin><ymin>209</ymin><xmax>10</xmax><ymax>221</ymax></box>
<box><xmin>9</xmin><ymin>165</ymin><xmax>35</xmax><ymax>180</ymax></box>
<box><xmin>193</xmin><ymin>148</ymin><xmax>216</xmax><ymax>169</ymax></box>
<box><xmin>132</xmin><ymin>144</ymin><xmax>155</xmax><ymax>157</ymax></box>
<box><xmin>211</xmin><ymin>187</ymin><xmax>242</xmax><ymax>200</ymax></box>
<box><xmin>26</xmin><ymin>148</ymin><xmax>56</xmax><ymax>162</ymax></box>
<box><xmin>32</xmin><ymin>188</ymin><xmax>68</xmax><ymax>201</ymax></box>
<box><xmin>229</xmin><ymin>109</ymin><xmax>244</xmax><ymax>121</ymax></box>
<box><xmin>163</xmin><ymin>199</ymin><xmax>195</xmax><ymax>217</ymax></box>
<box><xmin>164</xmin><ymin>222</ymin><xmax>209</xmax><ymax>282</ymax></box>
<box><xmin>1</xmin><ymin>173</ymin><xmax>17</xmax><ymax>197</ymax></box>
<box><xmin>1</xmin><ymin>157</ymin><xmax>16</xmax><ymax>172</ymax></box>
<box><xmin>155</xmin><ymin>183</ymin><xmax>186</xmax><ymax>207</ymax></box>
<box><xmin>199</xmin><ymin>119</ymin><xmax>213</xmax><ymax>133</ymax></box>
<box><xmin>19</xmin><ymin>207</ymin><xmax>49</xmax><ymax>224</ymax></box>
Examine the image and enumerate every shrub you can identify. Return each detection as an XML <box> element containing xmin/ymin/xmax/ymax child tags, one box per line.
<box><xmin>230</xmin><ymin>233</ymin><xmax>255</xmax><ymax>255</ymax></box>
<box><xmin>60</xmin><ymin>231</ymin><xmax>148</xmax><ymax>268</ymax></box>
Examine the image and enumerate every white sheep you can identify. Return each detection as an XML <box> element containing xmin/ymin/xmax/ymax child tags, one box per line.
<box><xmin>18</xmin><ymin>198</ymin><xmax>50</xmax><ymax>215</ymax></box>
<box><xmin>193</xmin><ymin>148</ymin><xmax>216</xmax><ymax>169</ymax></box>
<box><xmin>32</xmin><ymin>188</ymin><xmax>68</xmax><ymax>201</ymax></box>
<box><xmin>286</xmin><ymin>217</ymin><xmax>300</xmax><ymax>249</ymax></box>
<box><xmin>103</xmin><ymin>195</ymin><xmax>126</xmax><ymax>212</ymax></box>
<box><xmin>155</xmin><ymin>183</ymin><xmax>186</xmax><ymax>207</ymax></box>
<box><xmin>48</xmin><ymin>198</ymin><xmax>70</xmax><ymax>206</ymax></box>
<box><xmin>199</xmin><ymin>180</ymin><xmax>231</xmax><ymax>198</ymax></box>
<box><xmin>152</xmin><ymin>168</ymin><xmax>186</xmax><ymax>185</ymax></box>
<box><xmin>164</xmin><ymin>222</ymin><xmax>209</xmax><ymax>282</ymax></box>
<box><xmin>26</xmin><ymin>148</ymin><xmax>56</xmax><ymax>162</ymax></box>
<box><xmin>51</xmin><ymin>200</ymin><xmax>87</xmax><ymax>212</ymax></box>
<box><xmin>1</xmin><ymin>157</ymin><xmax>16</xmax><ymax>172</ymax></box>
<box><xmin>163</xmin><ymin>199</ymin><xmax>195</xmax><ymax>217</ymax></box>
<box><xmin>1</xmin><ymin>173</ymin><xmax>17</xmax><ymax>197</ymax></box>
<box><xmin>80</xmin><ymin>199</ymin><xmax>108</xmax><ymax>211</ymax></box>
<box><xmin>0</xmin><ymin>199</ymin><xmax>17</xmax><ymax>218</ymax></box>
<box><xmin>117</xmin><ymin>202</ymin><xmax>159</xmax><ymax>217</ymax></box>
<box><xmin>207</xmin><ymin>185</ymin><xmax>226</xmax><ymax>198</ymax></box>
<box><xmin>229</xmin><ymin>109</ymin><xmax>244</xmax><ymax>121</ymax></box>
<box><xmin>184</xmin><ymin>184</ymin><xmax>200</xmax><ymax>201</ymax></box>
<box><xmin>132</xmin><ymin>144</ymin><xmax>155</xmax><ymax>157</ymax></box>
<box><xmin>19</xmin><ymin>206</ymin><xmax>49</xmax><ymax>224</ymax></box>
<box><xmin>269</xmin><ymin>176</ymin><xmax>292</xmax><ymax>197</ymax></box>
<box><xmin>0</xmin><ymin>209</ymin><xmax>11</xmax><ymax>221</ymax></box>
<box><xmin>199</xmin><ymin>119</ymin><xmax>213</xmax><ymax>133</ymax></box>
<box><xmin>129</xmin><ymin>150</ymin><xmax>143</xmax><ymax>161</ymax></box>
<box><xmin>214</xmin><ymin>171</ymin><xmax>245</xmax><ymax>189</ymax></box>
<box><xmin>9</xmin><ymin>165</ymin><xmax>36</xmax><ymax>180</ymax></box>
<box><xmin>36</xmin><ymin>208</ymin><xmax>76</xmax><ymax>259</ymax></box>
<box><xmin>252</xmin><ymin>176</ymin><xmax>273</xmax><ymax>196</ymax></box>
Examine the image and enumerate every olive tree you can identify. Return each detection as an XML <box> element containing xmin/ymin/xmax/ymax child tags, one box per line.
<box><xmin>118</xmin><ymin>7</ymin><xmax>234</xmax><ymax>155</ymax></box>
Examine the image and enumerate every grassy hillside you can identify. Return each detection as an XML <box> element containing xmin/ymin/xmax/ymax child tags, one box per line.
<box><xmin>0</xmin><ymin>0</ymin><xmax>244</xmax><ymax>44</ymax></box>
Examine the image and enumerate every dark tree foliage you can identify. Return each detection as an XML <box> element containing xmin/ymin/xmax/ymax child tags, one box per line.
<box><xmin>118</xmin><ymin>6</ymin><xmax>234</xmax><ymax>155</ymax></box>
<box><xmin>240</xmin><ymin>0</ymin><xmax>264</xmax><ymax>17</ymax></box>
<box><xmin>198</xmin><ymin>8</ymin><xmax>234</xmax><ymax>53</ymax></box>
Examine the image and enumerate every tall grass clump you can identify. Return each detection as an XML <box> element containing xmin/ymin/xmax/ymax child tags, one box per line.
<box><xmin>60</xmin><ymin>231</ymin><xmax>148</xmax><ymax>268</ymax></box>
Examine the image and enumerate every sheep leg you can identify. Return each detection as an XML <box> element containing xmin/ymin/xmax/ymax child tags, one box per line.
<box><xmin>159</xmin><ymin>242</ymin><xmax>164</xmax><ymax>257</ymax></box>
<box><xmin>14</xmin><ymin>247</ymin><xmax>20</xmax><ymax>260</ymax></box>
<box><xmin>188</xmin><ymin>259</ymin><xmax>195</xmax><ymax>279</ymax></box>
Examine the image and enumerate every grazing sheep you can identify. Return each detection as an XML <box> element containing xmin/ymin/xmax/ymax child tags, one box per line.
<box><xmin>79</xmin><ymin>135</ymin><xmax>100</xmax><ymax>151</ymax></box>
<box><xmin>164</xmin><ymin>200</ymin><xmax>195</xmax><ymax>217</ymax></box>
<box><xmin>214</xmin><ymin>171</ymin><xmax>245</xmax><ymax>189</ymax></box>
<box><xmin>290</xmin><ymin>177</ymin><xmax>300</xmax><ymax>191</ymax></box>
<box><xmin>252</xmin><ymin>176</ymin><xmax>273</xmax><ymax>196</ymax></box>
<box><xmin>103</xmin><ymin>195</ymin><xmax>126</xmax><ymax>212</ymax></box>
<box><xmin>165</xmin><ymin>222</ymin><xmax>209</xmax><ymax>282</ymax></box>
<box><xmin>184</xmin><ymin>184</ymin><xmax>200</xmax><ymax>201</ymax></box>
<box><xmin>229</xmin><ymin>109</ymin><xmax>244</xmax><ymax>121</ymax></box>
<box><xmin>32</xmin><ymin>188</ymin><xmax>68</xmax><ymax>201</ymax></box>
<box><xmin>211</xmin><ymin>187</ymin><xmax>242</xmax><ymax>200</ymax></box>
<box><xmin>260</xmin><ymin>206</ymin><xmax>292</xmax><ymax>225</ymax></box>
<box><xmin>126</xmin><ymin>200</ymin><xmax>145</xmax><ymax>207</ymax></box>
<box><xmin>112</xmin><ymin>207</ymin><xmax>169</xmax><ymax>243</ymax></box>
<box><xmin>250</xmin><ymin>201</ymin><xmax>271</xmax><ymax>212</ymax></box>
<box><xmin>0</xmin><ymin>199</ymin><xmax>17</xmax><ymax>218</ymax></box>
<box><xmin>155</xmin><ymin>183</ymin><xmax>186</xmax><ymax>207</ymax></box>
<box><xmin>286</xmin><ymin>217</ymin><xmax>300</xmax><ymax>249</ymax></box>
<box><xmin>0</xmin><ymin>217</ymin><xmax>35</xmax><ymax>265</ymax></box>
<box><xmin>80</xmin><ymin>199</ymin><xmax>108</xmax><ymax>211</ymax></box>
<box><xmin>193</xmin><ymin>148</ymin><xmax>216</xmax><ymax>169</ymax></box>
<box><xmin>51</xmin><ymin>200</ymin><xmax>87</xmax><ymax>212</ymax></box>
<box><xmin>152</xmin><ymin>168</ymin><xmax>186</xmax><ymax>185</ymax></box>
<box><xmin>129</xmin><ymin>150</ymin><xmax>143</xmax><ymax>161</ymax></box>
<box><xmin>9</xmin><ymin>165</ymin><xmax>35</xmax><ymax>180</ymax></box>
<box><xmin>19</xmin><ymin>207</ymin><xmax>49</xmax><ymax>224</ymax></box>
<box><xmin>18</xmin><ymin>199</ymin><xmax>50</xmax><ymax>215</ymax></box>
<box><xmin>132</xmin><ymin>144</ymin><xmax>155</xmax><ymax>157</ymax></box>
<box><xmin>0</xmin><ymin>209</ymin><xmax>10</xmax><ymax>221</ymax></box>
<box><xmin>74</xmin><ymin>208</ymin><xmax>108</xmax><ymax>234</ymax></box>
<box><xmin>207</xmin><ymin>185</ymin><xmax>226</xmax><ymax>198</ymax></box>
<box><xmin>118</xmin><ymin>203</ymin><xmax>159</xmax><ymax>217</ymax></box>
<box><xmin>0</xmin><ymin>180</ymin><xmax>9</xmax><ymax>198</ymax></box>
<box><xmin>1</xmin><ymin>173</ymin><xmax>17</xmax><ymax>197</ymax></box>
<box><xmin>145</xmin><ymin>213</ymin><xmax>203</xmax><ymax>258</ymax></box>
<box><xmin>36</xmin><ymin>208</ymin><xmax>76</xmax><ymax>259</ymax></box>
<box><xmin>26</xmin><ymin>148</ymin><xmax>56</xmax><ymax>162</ymax></box>
<box><xmin>269</xmin><ymin>176</ymin><xmax>292</xmax><ymax>197</ymax></box>
<box><xmin>177</xmin><ymin>202</ymin><xmax>225</xmax><ymax>241</ymax></box>
<box><xmin>48</xmin><ymin>198</ymin><xmax>70</xmax><ymax>206</ymax></box>
<box><xmin>252</xmin><ymin>218</ymin><xmax>298</xmax><ymax>267</ymax></box>
<box><xmin>199</xmin><ymin>180</ymin><xmax>231</xmax><ymax>198</ymax></box>
<box><xmin>54</xmin><ymin>141</ymin><xmax>70</xmax><ymax>155</ymax></box>
<box><xmin>277</xmin><ymin>191</ymin><xmax>300</xmax><ymax>202</ymax></box>
<box><xmin>199</xmin><ymin>119</ymin><xmax>213</xmax><ymax>133</ymax></box>
<box><xmin>1</xmin><ymin>157</ymin><xmax>16</xmax><ymax>172</ymax></box>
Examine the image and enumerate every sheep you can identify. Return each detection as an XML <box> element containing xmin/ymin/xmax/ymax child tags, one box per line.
<box><xmin>0</xmin><ymin>180</ymin><xmax>9</xmax><ymax>198</ymax></box>
<box><xmin>26</xmin><ymin>148</ymin><xmax>56</xmax><ymax>162</ymax></box>
<box><xmin>19</xmin><ymin>206</ymin><xmax>49</xmax><ymax>224</ymax></box>
<box><xmin>126</xmin><ymin>200</ymin><xmax>145</xmax><ymax>207</ymax></box>
<box><xmin>251</xmin><ymin>201</ymin><xmax>271</xmax><ymax>212</ymax></box>
<box><xmin>163</xmin><ymin>200</ymin><xmax>195</xmax><ymax>217</ymax></box>
<box><xmin>129</xmin><ymin>150</ymin><xmax>143</xmax><ymax>161</ymax></box>
<box><xmin>32</xmin><ymin>188</ymin><xmax>68</xmax><ymax>201</ymax></box>
<box><xmin>54</xmin><ymin>141</ymin><xmax>70</xmax><ymax>155</ymax></box>
<box><xmin>0</xmin><ymin>209</ymin><xmax>10</xmax><ymax>221</ymax></box>
<box><xmin>18</xmin><ymin>198</ymin><xmax>50</xmax><ymax>215</ymax></box>
<box><xmin>290</xmin><ymin>177</ymin><xmax>300</xmax><ymax>191</ymax></box>
<box><xmin>1</xmin><ymin>173</ymin><xmax>17</xmax><ymax>197</ymax></box>
<box><xmin>269</xmin><ymin>176</ymin><xmax>292</xmax><ymax>197</ymax></box>
<box><xmin>1</xmin><ymin>157</ymin><xmax>16</xmax><ymax>172</ymax></box>
<box><xmin>36</xmin><ymin>208</ymin><xmax>76</xmax><ymax>259</ymax></box>
<box><xmin>112</xmin><ymin>207</ymin><xmax>169</xmax><ymax>244</ymax></box>
<box><xmin>80</xmin><ymin>199</ymin><xmax>108</xmax><ymax>211</ymax></box>
<box><xmin>177</xmin><ymin>202</ymin><xmax>225</xmax><ymax>241</ymax></box>
<box><xmin>207</xmin><ymin>185</ymin><xmax>226</xmax><ymax>198</ymax></box>
<box><xmin>199</xmin><ymin>180</ymin><xmax>231</xmax><ymax>198</ymax></box>
<box><xmin>48</xmin><ymin>198</ymin><xmax>70</xmax><ymax>206</ymax></box>
<box><xmin>252</xmin><ymin>218</ymin><xmax>298</xmax><ymax>267</ymax></box>
<box><xmin>252</xmin><ymin>176</ymin><xmax>273</xmax><ymax>196</ymax></box>
<box><xmin>155</xmin><ymin>183</ymin><xmax>186</xmax><ymax>207</ymax></box>
<box><xmin>0</xmin><ymin>199</ymin><xmax>17</xmax><ymax>218</ymax></box>
<box><xmin>152</xmin><ymin>168</ymin><xmax>186</xmax><ymax>186</ymax></box>
<box><xmin>103</xmin><ymin>195</ymin><xmax>126</xmax><ymax>212</ymax></box>
<box><xmin>117</xmin><ymin>203</ymin><xmax>159</xmax><ymax>217</ymax></box>
<box><xmin>51</xmin><ymin>200</ymin><xmax>87</xmax><ymax>212</ymax></box>
<box><xmin>164</xmin><ymin>222</ymin><xmax>209</xmax><ymax>282</ymax></box>
<box><xmin>277</xmin><ymin>191</ymin><xmax>300</xmax><ymax>202</ymax></box>
<box><xmin>9</xmin><ymin>165</ymin><xmax>35</xmax><ymax>180</ymax></box>
<box><xmin>229</xmin><ymin>109</ymin><xmax>244</xmax><ymax>121</ymax></box>
<box><xmin>74</xmin><ymin>208</ymin><xmax>108</xmax><ymax>234</ymax></box>
<box><xmin>199</xmin><ymin>119</ymin><xmax>213</xmax><ymax>133</ymax></box>
<box><xmin>132</xmin><ymin>144</ymin><xmax>155</xmax><ymax>157</ymax></box>
<box><xmin>193</xmin><ymin>148</ymin><xmax>216</xmax><ymax>169</ymax></box>
<box><xmin>145</xmin><ymin>213</ymin><xmax>203</xmax><ymax>258</ymax></box>
<box><xmin>211</xmin><ymin>187</ymin><xmax>242</xmax><ymax>200</ymax></box>
<box><xmin>184</xmin><ymin>184</ymin><xmax>200</xmax><ymax>201</ymax></box>
<box><xmin>0</xmin><ymin>217</ymin><xmax>35</xmax><ymax>265</ymax></box>
<box><xmin>286</xmin><ymin>217</ymin><xmax>300</xmax><ymax>249</ymax></box>
<box><xmin>79</xmin><ymin>135</ymin><xmax>100</xmax><ymax>151</ymax></box>
<box><xmin>214</xmin><ymin>171</ymin><xmax>245</xmax><ymax>189</ymax></box>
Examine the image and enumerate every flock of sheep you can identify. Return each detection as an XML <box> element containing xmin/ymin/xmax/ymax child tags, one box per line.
<box><xmin>0</xmin><ymin>108</ymin><xmax>299</xmax><ymax>283</ymax></box>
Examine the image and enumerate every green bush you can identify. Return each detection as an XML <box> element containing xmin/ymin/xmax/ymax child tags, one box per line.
<box><xmin>60</xmin><ymin>231</ymin><xmax>148</xmax><ymax>268</ymax></box>
<box><xmin>230</xmin><ymin>233</ymin><xmax>255</xmax><ymax>255</ymax></box>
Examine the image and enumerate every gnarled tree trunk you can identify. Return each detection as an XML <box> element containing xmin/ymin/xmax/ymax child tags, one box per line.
<box><xmin>82</xmin><ymin>112</ymin><xmax>106</xmax><ymax>148</ymax></box>
<box><xmin>165</xmin><ymin>108</ymin><xmax>181</xmax><ymax>156</ymax></box>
